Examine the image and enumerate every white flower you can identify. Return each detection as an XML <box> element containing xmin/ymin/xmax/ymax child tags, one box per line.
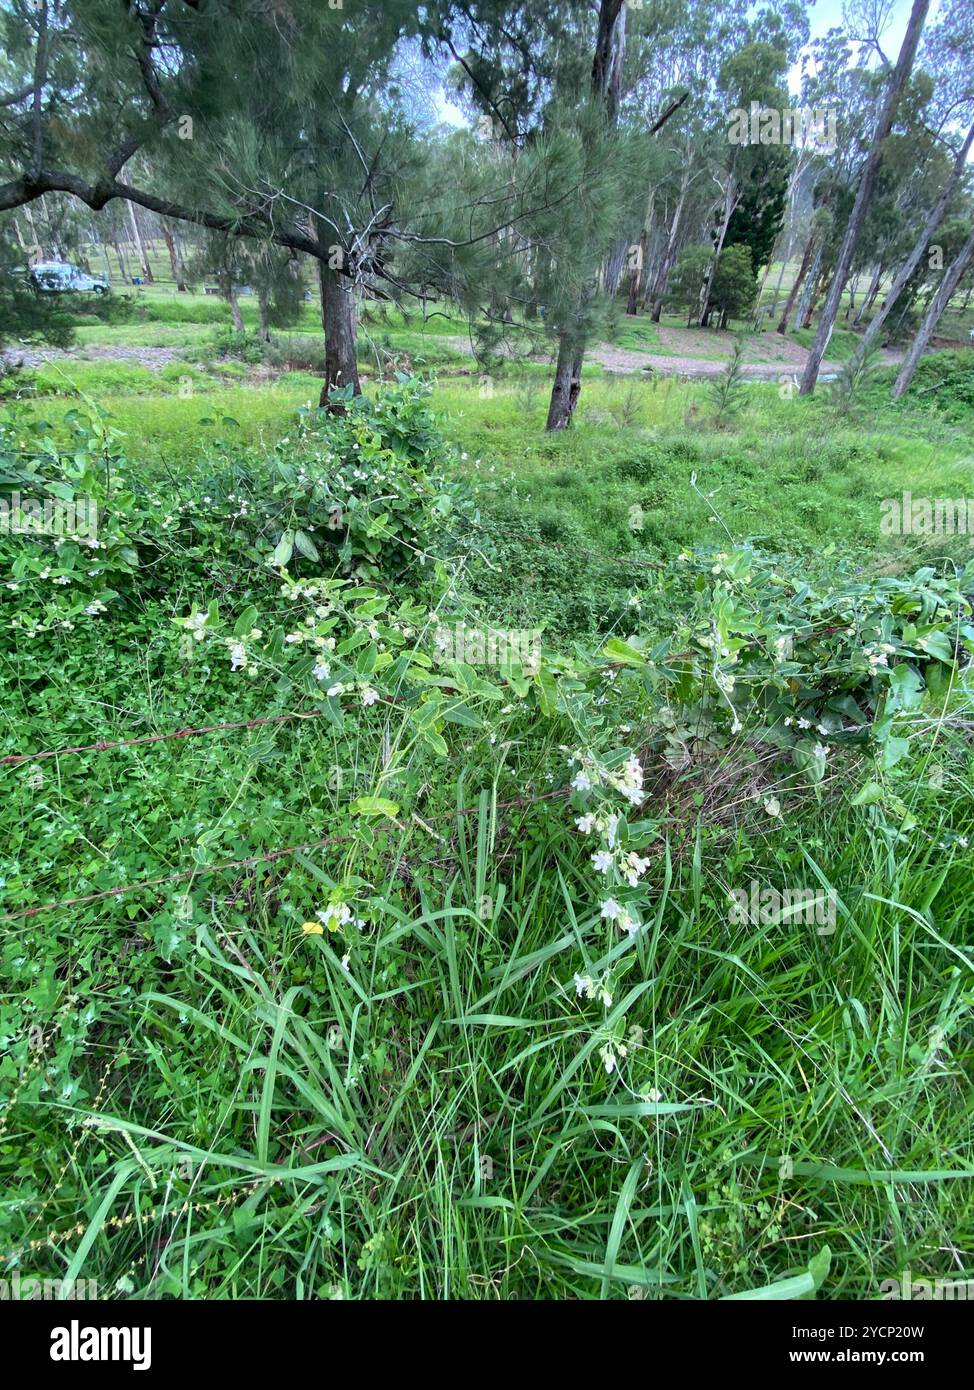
<box><xmin>571</xmin><ymin>770</ymin><xmax>593</xmax><ymax>793</ymax></box>
<box><xmin>575</xmin><ymin>814</ymin><xmax>596</xmax><ymax>834</ymax></box>
<box><xmin>591</xmin><ymin>850</ymin><xmax>614</xmax><ymax>874</ymax></box>
<box><xmin>312</xmin><ymin>662</ymin><xmax>331</xmax><ymax>682</ymax></box>
<box><xmin>360</xmin><ymin>687</ymin><xmax>379</xmax><ymax>706</ymax></box>
<box><xmin>622</xmin><ymin>852</ymin><xmax>651</xmax><ymax>887</ymax></box>
<box><xmin>600</xmin><ymin>898</ymin><xmax>622</xmax><ymax>921</ymax></box>
<box><xmin>316</xmin><ymin>902</ymin><xmax>353</xmax><ymax>932</ymax></box>
<box><xmin>618</xmin><ymin>911</ymin><xmax>639</xmax><ymax>938</ymax></box>
<box><xmin>228</xmin><ymin>641</ymin><xmax>247</xmax><ymax>671</ymax></box>
<box><xmin>574</xmin><ymin>972</ymin><xmax>613</xmax><ymax>1008</ymax></box>
<box><xmin>600</xmin><ymin>1040</ymin><xmax>627</xmax><ymax>1075</ymax></box>
<box><xmin>326</xmin><ymin>683</ymin><xmax>344</xmax><ymax>698</ymax></box>
<box><xmin>812</xmin><ymin>742</ymin><xmax>829</xmax><ymax>760</ymax></box>
<box><xmin>609</xmin><ymin>754</ymin><xmax>643</xmax><ymax>806</ymax></box>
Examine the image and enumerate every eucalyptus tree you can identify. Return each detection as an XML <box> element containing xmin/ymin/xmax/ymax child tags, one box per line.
<box><xmin>892</xmin><ymin>216</ymin><xmax>974</xmax><ymax>396</ymax></box>
<box><xmin>798</xmin><ymin>0</ymin><xmax>930</xmax><ymax>394</ymax></box>
<box><xmin>845</xmin><ymin>0</ymin><xmax>974</xmax><ymax>369</ymax></box>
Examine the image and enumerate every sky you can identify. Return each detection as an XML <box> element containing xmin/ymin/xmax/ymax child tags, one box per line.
<box><xmin>799</xmin><ymin>0</ymin><xmax>944</xmax><ymax>72</ymax></box>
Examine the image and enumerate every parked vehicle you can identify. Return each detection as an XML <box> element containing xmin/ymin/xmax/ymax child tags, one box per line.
<box><xmin>30</xmin><ymin>261</ymin><xmax>109</xmax><ymax>294</ymax></box>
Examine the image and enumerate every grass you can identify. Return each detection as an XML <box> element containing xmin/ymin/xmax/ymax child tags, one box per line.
<box><xmin>1</xmin><ymin>301</ymin><xmax>973</xmax><ymax>1302</ymax></box>
<box><xmin>789</xmin><ymin>326</ymin><xmax>864</xmax><ymax>361</ymax></box>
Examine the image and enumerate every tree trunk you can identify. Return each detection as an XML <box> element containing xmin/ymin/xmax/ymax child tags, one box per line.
<box><xmin>227</xmin><ymin>284</ymin><xmax>244</xmax><ymax>332</ymax></box>
<box><xmin>23</xmin><ymin>204</ymin><xmax>41</xmax><ymax>260</ymax></box>
<box><xmin>799</xmin><ymin>0</ymin><xmax>929</xmax><ymax>394</ymax></box>
<box><xmin>161</xmin><ymin>219</ymin><xmax>188</xmax><ymax>291</ymax></box>
<box><xmin>892</xmin><ymin>222</ymin><xmax>974</xmax><ymax>398</ymax></box>
<box><xmin>545</xmin><ymin>0</ymin><xmax>626</xmax><ymax>431</ymax></box>
<box><xmin>126</xmin><ymin>200</ymin><xmax>154</xmax><ymax>283</ymax></box>
<box><xmin>650</xmin><ymin>180</ymin><xmax>689</xmax><ymax>321</ymax></box>
<box><xmin>766</xmin><ymin>162</ymin><xmax>806</xmax><ymax>327</ymax></box>
<box><xmin>643</xmin><ymin>218</ymin><xmax>665</xmax><ymax>310</ymax></box>
<box><xmin>592</xmin><ymin>0</ymin><xmax>626</xmax><ymax>120</ymax></box>
<box><xmin>801</xmin><ymin>270</ymin><xmax>828</xmax><ymax>329</ymax></box>
<box><xmin>546</xmin><ymin>333</ymin><xmax>584</xmax><ymax>430</ymax></box>
<box><xmin>853</xmin><ymin>262</ymin><xmax>884</xmax><ymax>327</ymax></box>
<box><xmin>792</xmin><ymin>240</ymin><xmax>825</xmax><ymax>332</ymax></box>
<box><xmin>258</xmin><ymin>288</ymin><xmax>271</xmax><ymax>342</ymax></box>
<box><xmin>601</xmin><ymin>238</ymin><xmax>628</xmax><ymax>298</ymax></box>
<box><xmin>113</xmin><ymin>237</ymin><xmax>129</xmax><ymax>282</ymax></box>
<box><xmin>626</xmin><ymin>227</ymin><xmax>647</xmax><ymax>315</ymax></box>
<box><xmin>699</xmin><ymin>175</ymin><xmax>738</xmax><ymax>328</ymax></box>
<box><xmin>849</xmin><ymin>117</ymin><xmax>974</xmax><ymax>372</ymax></box>
<box><xmin>92</xmin><ymin>228</ymin><xmax>113</xmax><ymax>285</ymax></box>
<box><xmin>767</xmin><ymin>252</ymin><xmax>790</xmax><ymax>326</ymax></box>
<box><xmin>317</xmin><ymin>260</ymin><xmax>361</xmax><ymax>412</ymax></box>
<box><xmin>752</xmin><ymin>238</ymin><xmax>779</xmax><ymax>329</ymax></box>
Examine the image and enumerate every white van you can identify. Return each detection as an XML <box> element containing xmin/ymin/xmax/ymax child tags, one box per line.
<box><xmin>31</xmin><ymin>261</ymin><xmax>109</xmax><ymax>293</ymax></box>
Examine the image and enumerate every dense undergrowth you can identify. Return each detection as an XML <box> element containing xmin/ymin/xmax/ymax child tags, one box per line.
<box><xmin>1</xmin><ymin>370</ymin><xmax>972</xmax><ymax>1299</ymax></box>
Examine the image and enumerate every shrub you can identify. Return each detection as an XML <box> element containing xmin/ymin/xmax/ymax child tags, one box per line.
<box><xmin>61</xmin><ymin>291</ymin><xmax>139</xmax><ymax>326</ymax></box>
<box><xmin>210</xmin><ymin>326</ymin><xmax>268</xmax><ymax>364</ymax></box>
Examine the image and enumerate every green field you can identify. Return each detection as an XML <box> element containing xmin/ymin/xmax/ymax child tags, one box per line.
<box><xmin>2</xmin><ymin>280</ymin><xmax>973</xmax><ymax>1303</ymax></box>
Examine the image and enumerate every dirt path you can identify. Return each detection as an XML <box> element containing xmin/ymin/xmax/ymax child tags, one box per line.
<box><xmin>4</xmin><ymin>330</ymin><xmax>910</xmax><ymax>383</ymax></box>
<box><xmin>591</xmin><ymin>327</ymin><xmax>905</xmax><ymax>379</ymax></box>
<box><xmin>440</xmin><ymin>329</ymin><xmax>905</xmax><ymax>381</ymax></box>
<box><xmin>588</xmin><ymin>343</ymin><xmax>849</xmax><ymax>378</ymax></box>
<box><xmin>1</xmin><ymin>344</ymin><xmax>182</xmax><ymax>371</ymax></box>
